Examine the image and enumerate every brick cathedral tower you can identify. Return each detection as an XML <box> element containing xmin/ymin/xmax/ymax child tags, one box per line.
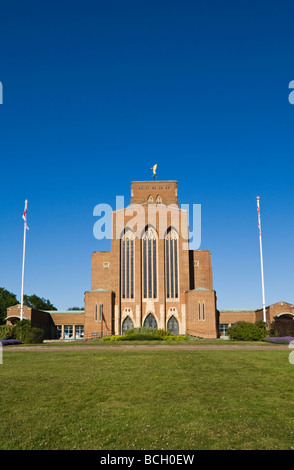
<box><xmin>84</xmin><ymin>180</ymin><xmax>218</xmax><ymax>338</ymax></box>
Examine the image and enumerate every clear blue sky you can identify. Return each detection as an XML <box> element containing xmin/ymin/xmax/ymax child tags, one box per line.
<box><xmin>0</xmin><ymin>0</ymin><xmax>294</xmax><ymax>310</ymax></box>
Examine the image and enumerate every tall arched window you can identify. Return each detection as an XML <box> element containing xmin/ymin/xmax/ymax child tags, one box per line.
<box><xmin>121</xmin><ymin>230</ymin><xmax>135</xmax><ymax>299</ymax></box>
<box><xmin>142</xmin><ymin>227</ymin><xmax>157</xmax><ymax>298</ymax></box>
<box><xmin>165</xmin><ymin>228</ymin><xmax>179</xmax><ymax>298</ymax></box>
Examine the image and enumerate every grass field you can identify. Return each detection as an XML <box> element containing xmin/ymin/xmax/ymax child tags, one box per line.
<box><xmin>1</xmin><ymin>346</ymin><xmax>293</xmax><ymax>450</ymax></box>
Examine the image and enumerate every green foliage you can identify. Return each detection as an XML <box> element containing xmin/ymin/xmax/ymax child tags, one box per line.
<box><xmin>6</xmin><ymin>319</ymin><xmax>44</xmax><ymax>344</ymax></box>
<box><xmin>13</xmin><ymin>320</ymin><xmax>31</xmax><ymax>342</ymax></box>
<box><xmin>269</xmin><ymin>320</ymin><xmax>294</xmax><ymax>338</ymax></box>
<box><xmin>25</xmin><ymin>327</ymin><xmax>45</xmax><ymax>344</ymax></box>
<box><xmin>0</xmin><ymin>288</ymin><xmax>57</xmax><ymax>325</ymax></box>
<box><xmin>127</xmin><ymin>327</ymin><xmax>155</xmax><ymax>335</ymax></box>
<box><xmin>227</xmin><ymin>321</ymin><xmax>268</xmax><ymax>341</ymax></box>
<box><xmin>23</xmin><ymin>294</ymin><xmax>57</xmax><ymax>311</ymax></box>
<box><xmin>0</xmin><ymin>287</ymin><xmax>18</xmax><ymax>324</ymax></box>
<box><xmin>0</xmin><ymin>325</ymin><xmax>15</xmax><ymax>340</ymax></box>
<box><xmin>103</xmin><ymin>328</ymin><xmax>187</xmax><ymax>342</ymax></box>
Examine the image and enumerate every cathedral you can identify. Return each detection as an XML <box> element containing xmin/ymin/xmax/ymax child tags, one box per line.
<box><xmin>6</xmin><ymin>178</ymin><xmax>294</xmax><ymax>339</ymax></box>
<box><xmin>84</xmin><ymin>179</ymin><xmax>218</xmax><ymax>338</ymax></box>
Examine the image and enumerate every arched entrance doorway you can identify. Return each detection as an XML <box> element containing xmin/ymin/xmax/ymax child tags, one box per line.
<box><xmin>273</xmin><ymin>312</ymin><xmax>294</xmax><ymax>337</ymax></box>
<box><xmin>122</xmin><ymin>316</ymin><xmax>134</xmax><ymax>334</ymax></box>
<box><xmin>143</xmin><ymin>313</ymin><xmax>158</xmax><ymax>329</ymax></box>
<box><xmin>167</xmin><ymin>315</ymin><xmax>179</xmax><ymax>335</ymax></box>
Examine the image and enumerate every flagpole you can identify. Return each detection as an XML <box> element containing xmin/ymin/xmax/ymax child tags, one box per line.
<box><xmin>20</xmin><ymin>199</ymin><xmax>28</xmax><ymax>321</ymax></box>
<box><xmin>256</xmin><ymin>196</ymin><xmax>266</xmax><ymax>323</ymax></box>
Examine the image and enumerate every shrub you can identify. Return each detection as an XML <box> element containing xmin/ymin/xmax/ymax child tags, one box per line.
<box><xmin>227</xmin><ymin>321</ymin><xmax>268</xmax><ymax>341</ymax></box>
<box><xmin>13</xmin><ymin>319</ymin><xmax>44</xmax><ymax>344</ymax></box>
<box><xmin>13</xmin><ymin>320</ymin><xmax>31</xmax><ymax>343</ymax></box>
<box><xmin>0</xmin><ymin>339</ymin><xmax>22</xmax><ymax>346</ymax></box>
<box><xmin>0</xmin><ymin>325</ymin><xmax>15</xmax><ymax>340</ymax></box>
<box><xmin>102</xmin><ymin>329</ymin><xmax>187</xmax><ymax>342</ymax></box>
<box><xmin>25</xmin><ymin>327</ymin><xmax>44</xmax><ymax>344</ymax></box>
<box><xmin>152</xmin><ymin>329</ymin><xmax>172</xmax><ymax>338</ymax></box>
<box><xmin>264</xmin><ymin>336</ymin><xmax>294</xmax><ymax>344</ymax></box>
<box><xmin>125</xmin><ymin>327</ymin><xmax>155</xmax><ymax>336</ymax></box>
<box><xmin>269</xmin><ymin>320</ymin><xmax>294</xmax><ymax>338</ymax></box>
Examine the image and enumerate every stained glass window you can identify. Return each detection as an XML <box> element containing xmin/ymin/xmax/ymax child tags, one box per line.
<box><xmin>167</xmin><ymin>315</ymin><xmax>179</xmax><ymax>335</ymax></box>
<box><xmin>143</xmin><ymin>313</ymin><xmax>158</xmax><ymax>329</ymax></box>
<box><xmin>122</xmin><ymin>316</ymin><xmax>134</xmax><ymax>334</ymax></box>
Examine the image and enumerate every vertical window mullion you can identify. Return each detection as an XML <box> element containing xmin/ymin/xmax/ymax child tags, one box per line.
<box><xmin>143</xmin><ymin>239</ymin><xmax>147</xmax><ymax>298</ymax></box>
<box><xmin>170</xmin><ymin>238</ymin><xmax>174</xmax><ymax>299</ymax></box>
<box><xmin>166</xmin><ymin>239</ymin><xmax>170</xmax><ymax>298</ymax></box>
<box><xmin>122</xmin><ymin>240</ymin><xmax>125</xmax><ymax>299</ymax></box>
<box><xmin>174</xmin><ymin>239</ymin><xmax>178</xmax><ymax>298</ymax></box>
<box><xmin>148</xmin><ymin>238</ymin><xmax>152</xmax><ymax>298</ymax></box>
<box><xmin>126</xmin><ymin>238</ymin><xmax>129</xmax><ymax>298</ymax></box>
<box><xmin>131</xmin><ymin>239</ymin><xmax>134</xmax><ymax>298</ymax></box>
<box><xmin>153</xmin><ymin>237</ymin><xmax>157</xmax><ymax>298</ymax></box>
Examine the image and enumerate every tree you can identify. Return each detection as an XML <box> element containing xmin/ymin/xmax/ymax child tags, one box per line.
<box><xmin>0</xmin><ymin>288</ymin><xmax>19</xmax><ymax>324</ymax></box>
<box><xmin>23</xmin><ymin>294</ymin><xmax>57</xmax><ymax>311</ymax></box>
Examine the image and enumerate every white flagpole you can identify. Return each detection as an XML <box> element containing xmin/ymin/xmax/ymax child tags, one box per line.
<box><xmin>20</xmin><ymin>199</ymin><xmax>28</xmax><ymax>321</ymax></box>
<box><xmin>256</xmin><ymin>196</ymin><xmax>266</xmax><ymax>323</ymax></box>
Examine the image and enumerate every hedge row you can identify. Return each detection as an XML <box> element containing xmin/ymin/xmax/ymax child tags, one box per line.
<box><xmin>103</xmin><ymin>327</ymin><xmax>187</xmax><ymax>342</ymax></box>
<box><xmin>0</xmin><ymin>320</ymin><xmax>44</xmax><ymax>344</ymax></box>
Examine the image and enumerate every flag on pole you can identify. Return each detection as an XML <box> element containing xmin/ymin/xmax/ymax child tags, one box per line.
<box><xmin>256</xmin><ymin>196</ymin><xmax>266</xmax><ymax>323</ymax></box>
<box><xmin>20</xmin><ymin>200</ymin><xmax>29</xmax><ymax>321</ymax></box>
<box><xmin>22</xmin><ymin>200</ymin><xmax>29</xmax><ymax>230</ymax></box>
<box><xmin>257</xmin><ymin>199</ymin><xmax>261</xmax><ymax>236</ymax></box>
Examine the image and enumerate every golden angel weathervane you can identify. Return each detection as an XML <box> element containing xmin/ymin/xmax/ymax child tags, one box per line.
<box><xmin>151</xmin><ymin>164</ymin><xmax>157</xmax><ymax>181</ymax></box>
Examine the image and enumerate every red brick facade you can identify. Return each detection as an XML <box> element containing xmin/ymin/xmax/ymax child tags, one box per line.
<box><xmin>6</xmin><ymin>181</ymin><xmax>293</xmax><ymax>341</ymax></box>
<box><xmin>84</xmin><ymin>180</ymin><xmax>218</xmax><ymax>338</ymax></box>
<box><xmin>218</xmin><ymin>301</ymin><xmax>294</xmax><ymax>336</ymax></box>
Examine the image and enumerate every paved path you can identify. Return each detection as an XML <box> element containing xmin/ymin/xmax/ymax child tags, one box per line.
<box><xmin>3</xmin><ymin>343</ymin><xmax>289</xmax><ymax>352</ymax></box>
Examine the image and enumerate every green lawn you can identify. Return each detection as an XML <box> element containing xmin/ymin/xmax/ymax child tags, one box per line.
<box><xmin>1</xmin><ymin>348</ymin><xmax>293</xmax><ymax>450</ymax></box>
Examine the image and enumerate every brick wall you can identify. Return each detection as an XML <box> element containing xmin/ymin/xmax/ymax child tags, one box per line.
<box><xmin>84</xmin><ymin>290</ymin><xmax>114</xmax><ymax>338</ymax></box>
<box><xmin>219</xmin><ymin>310</ymin><xmax>257</xmax><ymax>325</ymax></box>
<box><xmin>130</xmin><ymin>181</ymin><xmax>179</xmax><ymax>206</ymax></box>
<box><xmin>185</xmin><ymin>289</ymin><xmax>218</xmax><ymax>338</ymax></box>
